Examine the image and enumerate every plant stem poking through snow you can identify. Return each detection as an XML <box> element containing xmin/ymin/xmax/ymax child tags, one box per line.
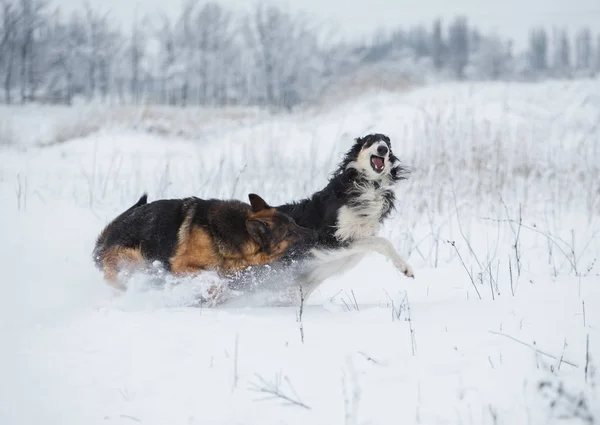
<box><xmin>230</xmin><ymin>162</ymin><xmax>247</xmax><ymax>198</ymax></box>
<box><xmin>16</xmin><ymin>173</ymin><xmax>27</xmax><ymax>211</ymax></box>
<box><xmin>341</xmin><ymin>290</ymin><xmax>360</xmax><ymax>312</ymax></box>
<box><xmin>500</xmin><ymin>196</ymin><xmax>523</xmax><ymax>277</ymax></box>
<box><xmin>357</xmin><ymin>351</ymin><xmax>381</xmax><ymax>365</ymax></box>
<box><xmin>447</xmin><ymin>240</ymin><xmax>482</xmax><ymax>300</ymax></box>
<box><xmin>538</xmin><ymin>379</ymin><xmax>595</xmax><ymax>424</ymax></box>
<box><xmin>385</xmin><ymin>290</ymin><xmax>405</xmax><ymax>321</ymax></box>
<box><xmin>483</xmin><ymin>216</ymin><xmax>593</xmax><ymax>276</ymax></box>
<box><xmin>119</xmin><ymin>414</ymin><xmax>141</xmax><ymax>423</ymax></box>
<box><xmin>297</xmin><ymin>284</ymin><xmax>305</xmax><ymax>344</ymax></box>
<box><xmin>508</xmin><ymin>254</ymin><xmax>515</xmax><ymax>297</ymax></box>
<box><xmin>248</xmin><ymin>372</ymin><xmax>310</xmax><ymax>410</ymax></box>
<box><xmin>584</xmin><ymin>334</ymin><xmax>590</xmax><ymax>384</ymax></box>
<box><xmin>232</xmin><ymin>333</ymin><xmax>239</xmax><ymax>391</ymax></box>
<box><xmin>488</xmin><ymin>331</ymin><xmax>579</xmax><ymax>368</ymax></box>
<box><xmin>405</xmin><ymin>290</ymin><xmax>417</xmax><ymax>356</ymax></box>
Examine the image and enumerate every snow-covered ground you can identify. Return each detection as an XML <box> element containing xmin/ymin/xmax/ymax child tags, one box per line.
<box><xmin>1</xmin><ymin>79</ymin><xmax>599</xmax><ymax>424</ymax></box>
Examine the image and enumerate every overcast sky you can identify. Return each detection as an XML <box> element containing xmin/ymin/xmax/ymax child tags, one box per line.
<box><xmin>56</xmin><ymin>0</ymin><xmax>600</xmax><ymax>50</ymax></box>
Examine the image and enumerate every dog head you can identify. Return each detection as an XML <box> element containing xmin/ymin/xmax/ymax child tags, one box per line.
<box><xmin>337</xmin><ymin>133</ymin><xmax>408</xmax><ymax>183</ymax></box>
<box><xmin>246</xmin><ymin>193</ymin><xmax>317</xmax><ymax>255</ymax></box>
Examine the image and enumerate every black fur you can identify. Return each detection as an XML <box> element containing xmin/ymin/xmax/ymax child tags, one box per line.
<box><xmin>275</xmin><ymin>133</ymin><xmax>409</xmax><ymax>250</ymax></box>
<box><xmin>93</xmin><ymin>197</ymin><xmax>191</xmax><ymax>269</ymax></box>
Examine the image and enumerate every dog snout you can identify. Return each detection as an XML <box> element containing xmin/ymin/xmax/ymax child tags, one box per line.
<box><xmin>377</xmin><ymin>145</ymin><xmax>388</xmax><ymax>156</ymax></box>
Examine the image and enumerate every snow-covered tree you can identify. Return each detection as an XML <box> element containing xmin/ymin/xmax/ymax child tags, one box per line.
<box><xmin>245</xmin><ymin>4</ymin><xmax>324</xmax><ymax>109</ymax></box>
<box><xmin>468</xmin><ymin>35</ymin><xmax>509</xmax><ymax>80</ymax></box>
<box><xmin>528</xmin><ymin>28</ymin><xmax>548</xmax><ymax>74</ymax></box>
<box><xmin>574</xmin><ymin>28</ymin><xmax>592</xmax><ymax>73</ymax></box>
<box><xmin>447</xmin><ymin>16</ymin><xmax>469</xmax><ymax>79</ymax></box>
<box><xmin>15</xmin><ymin>0</ymin><xmax>48</xmax><ymax>102</ymax></box>
<box><xmin>551</xmin><ymin>28</ymin><xmax>571</xmax><ymax>78</ymax></box>
<box><xmin>431</xmin><ymin>19</ymin><xmax>444</xmax><ymax>70</ymax></box>
<box><xmin>0</xmin><ymin>0</ymin><xmax>20</xmax><ymax>103</ymax></box>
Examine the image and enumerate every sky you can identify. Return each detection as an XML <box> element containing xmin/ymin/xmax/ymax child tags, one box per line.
<box><xmin>56</xmin><ymin>0</ymin><xmax>600</xmax><ymax>50</ymax></box>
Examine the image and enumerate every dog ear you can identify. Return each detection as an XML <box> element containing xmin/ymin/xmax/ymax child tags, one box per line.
<box><xmin>248</xmin><ymin>193</ymin><xmax>271</xmax><ymax>212</ymax></box>
<box><xmin>246</xmin><ymin>219</ymin><xmax>271</xmax><ymax>252</ymax></box>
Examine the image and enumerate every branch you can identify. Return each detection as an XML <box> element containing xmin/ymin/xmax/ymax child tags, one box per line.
<box><xmin>446</xmin><ymin>240</ymin><xmax>482</xmax><ymax>299</ymax></box>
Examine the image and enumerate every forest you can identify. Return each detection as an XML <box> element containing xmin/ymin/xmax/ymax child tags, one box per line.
<box><xmin>1</xmin><ymin>0</ymin><xmax>599</xmax><ymax>109</ymax></box>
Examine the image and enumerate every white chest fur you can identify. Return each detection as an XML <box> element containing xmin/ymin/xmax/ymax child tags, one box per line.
<box><xmin>334</xmin><ymin>184</ymin><xmax>391</xmax><ymax>242</ymax></box>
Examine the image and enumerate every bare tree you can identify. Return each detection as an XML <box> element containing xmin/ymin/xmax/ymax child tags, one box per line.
<box><xmin>46</xmin><ymin>10</ymin><xmax>92</xmax><ymax>104</ymax></box>
<box><xmin>0</xmin><ymin>0</ymin><xmax>21</xmax><ymax>103</ymax></box>
<box><xmin>551</xmin><ymin>28</ymin><xmax>571</xmax><ymax>78</ymax></box>
<box><xmin>190</xmin><ymin>2</ymin><xmax>236</xmax><ymax>105</ymax></box>
<box><xmin>575</xmin><ymin>28</ymin><xmax>591</xmax><ymax>74</ymax></box>
<box><xmin>155</xmin><ymin>14</ymin><xmax>176</xmax><ymax>104</ymax></box>
<box><xmin>431</xmin><ymin>19</ymin><xmax>444</xmax><ymax>70</ymax></box>
<box><xmin>247</xmin><ymin>3</ymin><xmax>324</xmax><ymax>109</ymax></box>
<box><xmin>15</xmin><ymin>0</ymin><xmax>48</xmax><ymax>102</ymax></box>
<box><xmin>128</xmin><ymin>16</ymin><xmax>145</xmax><ymax>104</ymax></box>
<box><xmin>470</xmin><ymin>35</ymin><xmax>509</xmax><ymax>80</ymax></box>
<box><xmin>596</xmin><ymin>34</ymin><xmax>600</xmax><ymax>75</ymax></box>
<box><xmin>407</xmin><ymin>25</ymin><xmax>429</xmax><ymax>58</ymax></box>
<box><xmin>528</xmin><ymin>27</ymin><xmax>548</xmax><ymax>75</ymax></box>
<box><xmin>447</xmin><ymin>16</ymin><xmax>469</xmax><ymax>79</ymax></box>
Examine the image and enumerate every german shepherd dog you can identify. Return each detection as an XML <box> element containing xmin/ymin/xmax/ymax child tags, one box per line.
<box><xmin>274</xmin><ymin>133</ymin><xmax>414</xmax><ymax>298</ymax></box>
<box><xmin>93</xmin><ymin>193</ymin><xmax>317</xmax><ymax>292</ymax></box>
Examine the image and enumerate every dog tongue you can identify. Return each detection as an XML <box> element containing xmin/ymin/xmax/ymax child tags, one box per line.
<box><xmin>372</xmin><ymin>157</ymin><xmax>384</xmax><ymax>169</ymax></box>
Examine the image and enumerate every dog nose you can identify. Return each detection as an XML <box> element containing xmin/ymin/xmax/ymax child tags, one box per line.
<box><xmin>377</xmin><ymin>145</ymin><xmax>388</xmax><ymax>156</ymax></box>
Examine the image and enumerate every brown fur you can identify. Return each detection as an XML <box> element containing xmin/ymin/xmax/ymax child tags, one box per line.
<box><xmin>101</xmin><ymin>246</ymin><xmax>145</xmax><ymax>290</ymax></box>
<box><xmin>170</xmin><ymin>225</ymin><xmax>292</xmax><ymax>276</ymax></box>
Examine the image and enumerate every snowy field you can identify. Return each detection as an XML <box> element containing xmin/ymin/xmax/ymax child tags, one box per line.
<box><xmin>1</xmin><ymin>79</ymin><xmax>599</xmax><ymax>424</ymax></box>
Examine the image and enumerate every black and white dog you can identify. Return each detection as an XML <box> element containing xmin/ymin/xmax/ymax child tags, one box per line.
<box><xmin>275</xmin><ymin>133</ymin><xmax>414</xmax><ymax>298</ymax></box>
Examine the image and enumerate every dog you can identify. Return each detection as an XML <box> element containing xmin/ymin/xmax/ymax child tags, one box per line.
<box><xmin>92</xmin><ymin>193</ymin><xmax>317</xmax><ymax>293</ymax></box>
<box><xmin>274</xmin><ymin>133</ymin><xmax>414</xmax><ymax>297</ymax></box>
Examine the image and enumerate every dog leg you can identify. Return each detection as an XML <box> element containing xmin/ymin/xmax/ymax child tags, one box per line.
<box><xmin>299</xmin><ymin>252</ymin><xmax>365</xmax><ymax>298</ymax></box>
<box><xmin>350</xmin><ymin>236</ymin><xmax>414</xmax><ymax>278</ymax></box>
<box><xmin>102</xmin><ymin>246</ymin><xmax>146</xmax><ymax>291</ymax></box>
<box><xmin>297</xmin><ymin>236</ymin><xmax>414</xmax><ymax>299</ymax></box>
<box><xmin>311</xmin><ymin>237</ymin><xmax>413</xmax><ymax>278</ymax></box>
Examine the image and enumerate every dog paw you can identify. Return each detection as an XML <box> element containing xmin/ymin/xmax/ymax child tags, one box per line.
<box><xmin>395</xmin><ymin>261</ymin><xmax>415</xmax><ymax>279</ymax></box>
<box><xmin>201</xmin><ymin>281</ymin><xmax>228</xmax><ymax>307</ymax></box>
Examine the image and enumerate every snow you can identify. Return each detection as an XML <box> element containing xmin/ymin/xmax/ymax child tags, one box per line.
<box><xmin>1</xmin><ymin>79</ymin><xmax>600</xmax><ymax>424</ymax></box>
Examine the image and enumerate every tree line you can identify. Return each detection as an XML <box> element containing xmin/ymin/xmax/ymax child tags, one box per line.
<box><xmin>1</xmin><ymin>0</ymin><xmax>599</xmax><ymax>109</ymax></box>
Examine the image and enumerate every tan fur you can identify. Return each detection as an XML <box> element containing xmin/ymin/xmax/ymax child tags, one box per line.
<box><xmin>170</xmin><ymin>212</ymin><xmax>292</xmax><ymax>277</ymax></box>
<box><xmin>219</xmin><ymin>239</ymin><xmax>291</xmax><ymax>274</ymax></box>
<box><xmin>101</xmin><ymin>246</ymin><xmax>145</xmax><ymax>290</ymax></box>
<box><xmin>170</xmin><ymin>226</ymin><xmax>220</xmax><ymax>275</ymax></box>
<box><xmin>177</xmin><ymin>201</ymin><xmax>196</xmax><ymax>246</ymax></box>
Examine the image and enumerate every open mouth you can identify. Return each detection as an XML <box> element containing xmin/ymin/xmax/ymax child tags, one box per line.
<box><xmin>370</xmin><ymin>155</ymin><xmax>385</xmax><ymax>173</ymax></box>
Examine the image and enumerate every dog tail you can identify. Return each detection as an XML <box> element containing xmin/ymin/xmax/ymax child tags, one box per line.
<box><xmin>127</xmin><ymin>193</ymin><xmax>148</xmax><ymax>212</ymax></box>
<box><xmin>92</xmin><ymin>194</ymin><xmax>148</xmax><ymax>269</ymax></box>
<box><xmin>92</xmin><ymin>232</ymin><xmax>109</xmax><ymax>270</ymax></box>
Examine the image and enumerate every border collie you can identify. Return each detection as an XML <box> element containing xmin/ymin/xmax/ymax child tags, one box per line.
<box><xmin>275</xmin><ymin>133</ymin><xmax>414</xmax><ymax>297</ymax></box>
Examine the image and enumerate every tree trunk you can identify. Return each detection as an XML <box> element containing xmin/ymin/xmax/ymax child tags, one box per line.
<box><xmin>4</xmin><ymin>49</ymin><xmax>13</xmax><ymax>104</ymax></box>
